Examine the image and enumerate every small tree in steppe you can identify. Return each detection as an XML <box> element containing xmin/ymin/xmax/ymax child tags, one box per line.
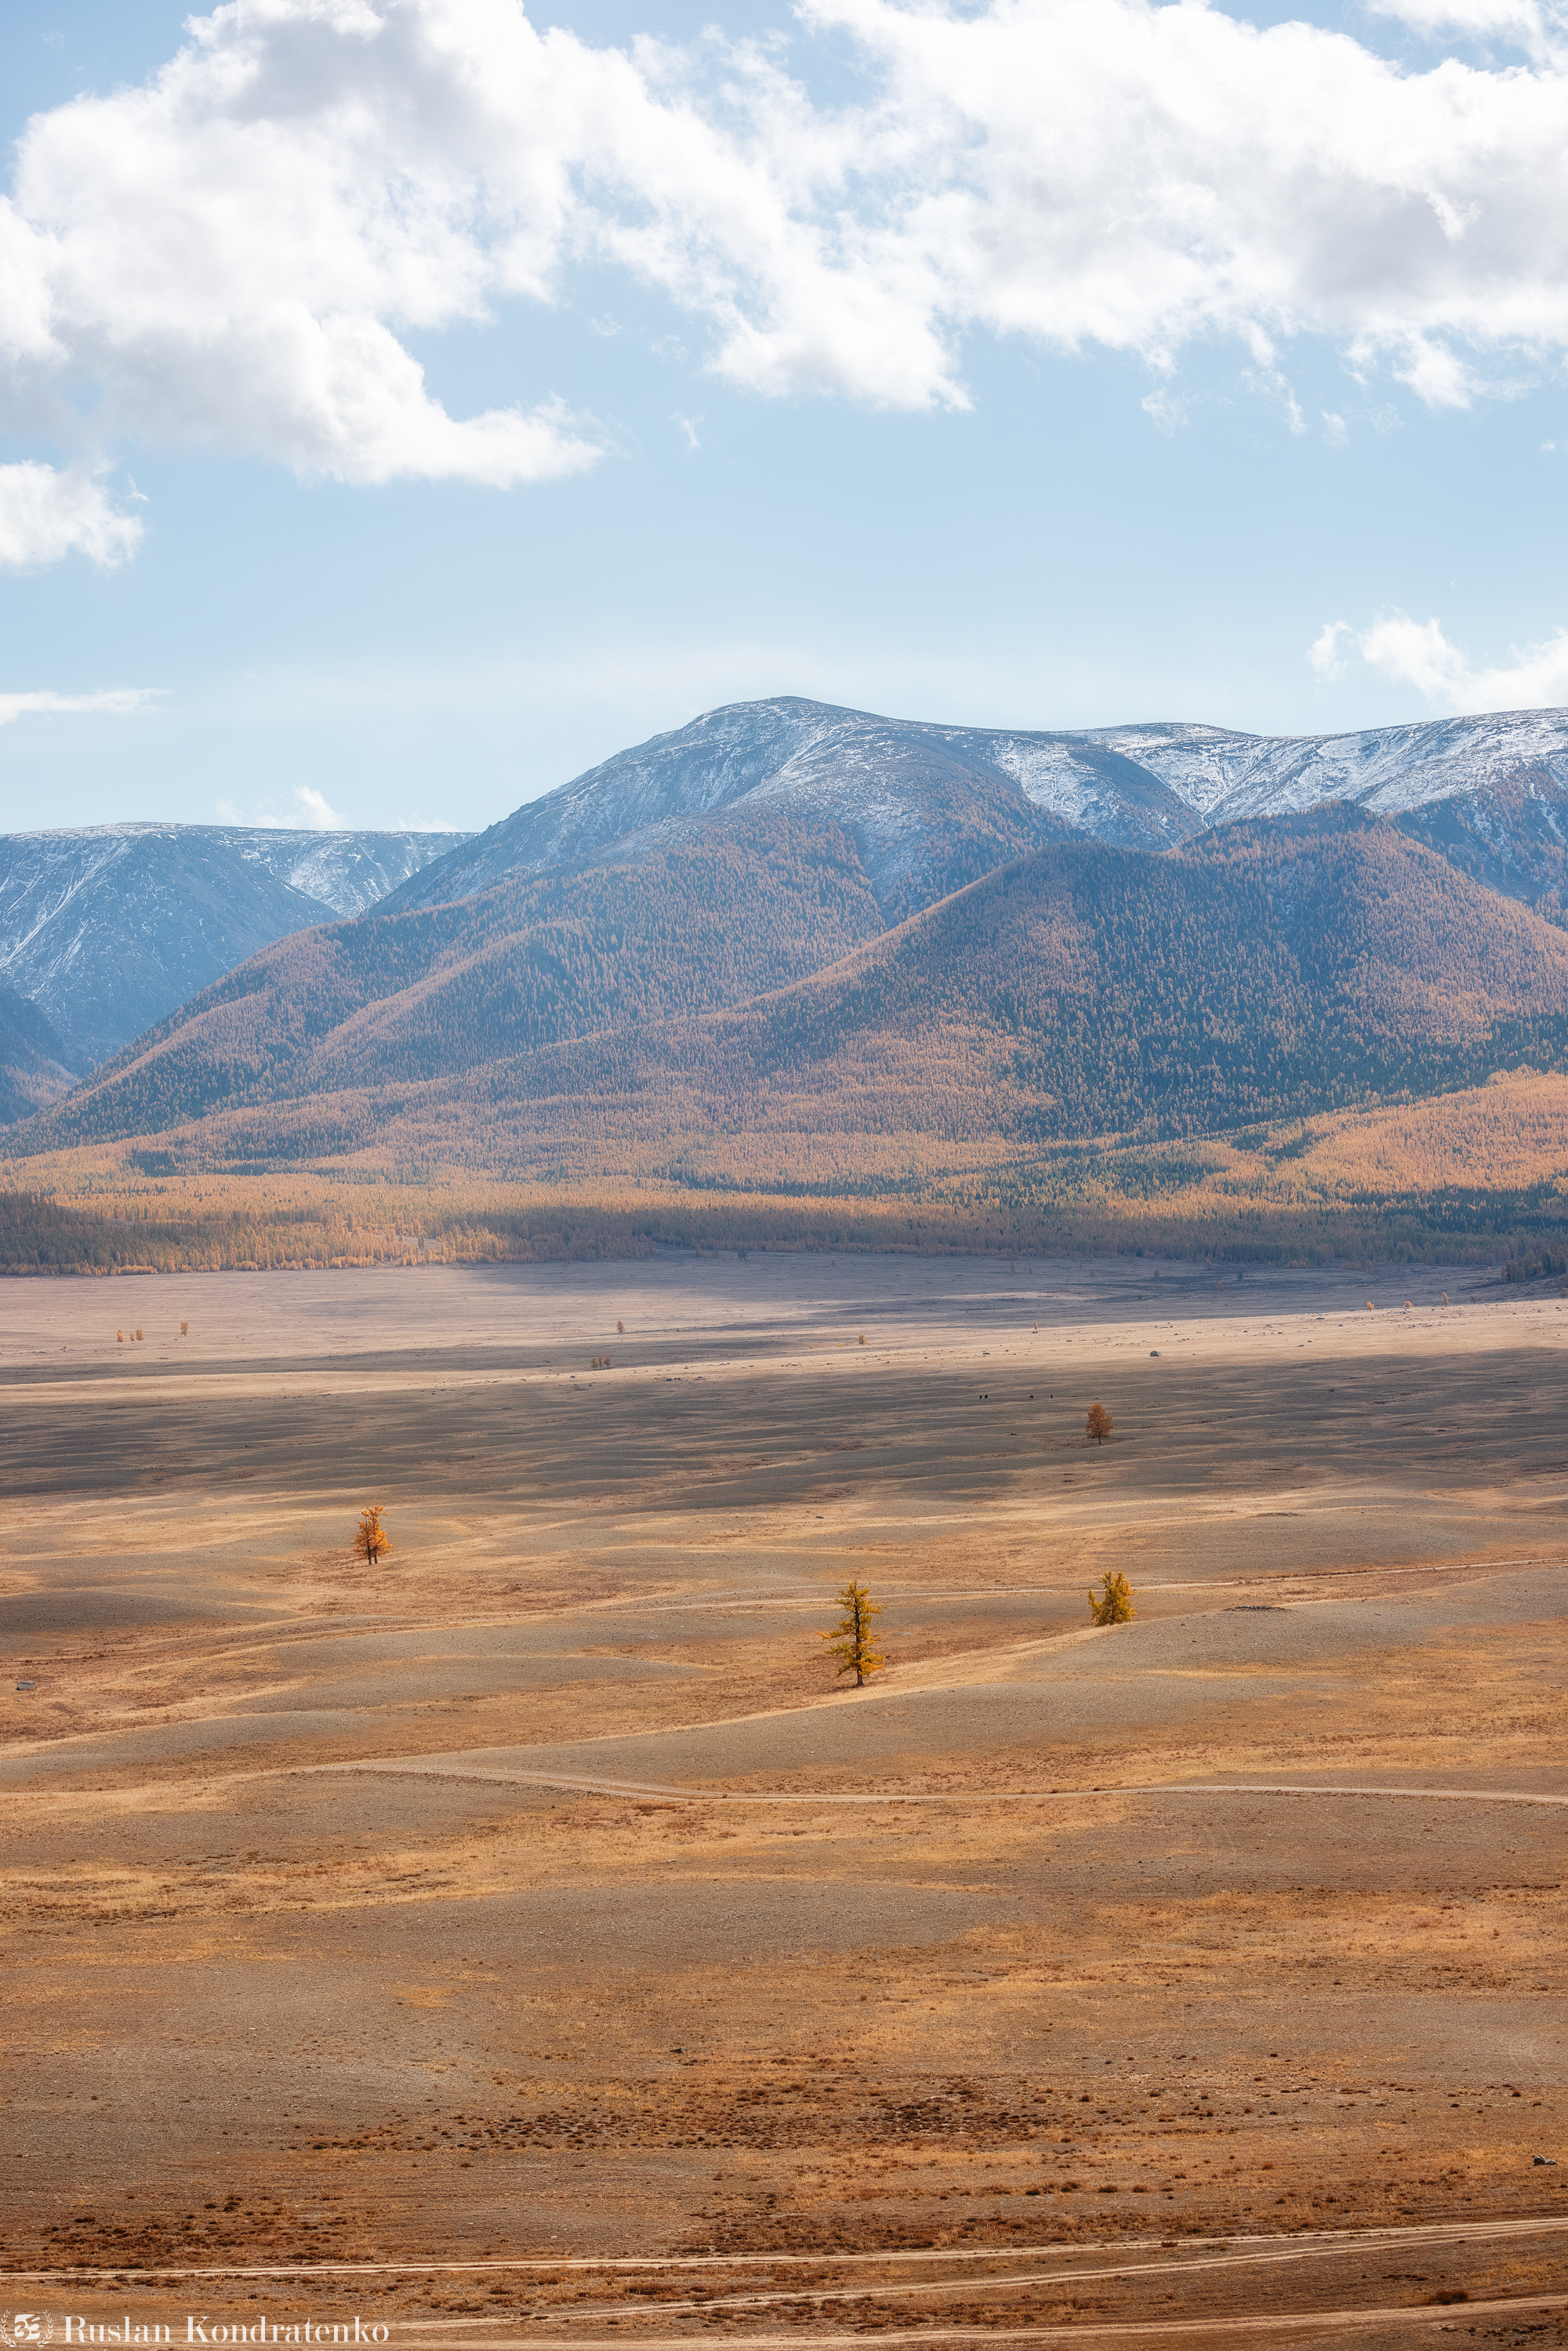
<box><xmin>1086</xmin><ymin>1402</ymin><xmax>1113</xmax><ymax>1445</ymax></box>
<box><xmin>822</xmin><ymin>1580</ymin><xmax>885</xmax><ymax>1688</ymax></box>
<box><xmin>1087</xmin><ymin>1570</ymin><xmax>1136</xmax><ymax>1626</ymax></box>
<box><xmin>355</xmin><ymin>1504</ymin><xmax>393</xmax><ymax>1566</ymax></box>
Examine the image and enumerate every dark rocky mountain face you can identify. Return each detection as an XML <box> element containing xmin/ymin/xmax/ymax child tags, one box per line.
<box><xmin>383</xmin><ymin>696</ymin><xmax>1568</xmax><ymax>923</ymax></box>
<box><xmin>0</xmin><ymin>822</ymin><xmax>468</xmax><ymax>1081</ymax></box>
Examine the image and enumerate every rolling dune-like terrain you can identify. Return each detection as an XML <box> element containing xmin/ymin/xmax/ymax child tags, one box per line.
<box><xmin>2</xmin><ymin>1252</ymin><xmax>1566</xmax><ymax>2346</ymax></box>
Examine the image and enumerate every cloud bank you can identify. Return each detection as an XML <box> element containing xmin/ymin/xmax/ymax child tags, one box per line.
<box><xmin>0</xmin><ymin>688</ymin><xmax>159</xmax><ymax>727</ymax></box>
<box><xmin>8</xmin><ymin>0</ymin><xmax>1568</xmax><ymax>502</ymax></box>
<box><xmin>216</xmin><ymin>784</ymin><xmax>349</xmax><ymax>829</ymax></box>
<box><xmin>1312</xmin><ymin>611</ymin><xmax>1568</xmax><ymax>710</ymax></box>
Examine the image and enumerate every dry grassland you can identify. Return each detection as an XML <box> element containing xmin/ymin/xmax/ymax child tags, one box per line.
<box><xmin>1</xmin><ymin>1251</ymin><xmax>1566</xmax><ymax>2349</ymax></box>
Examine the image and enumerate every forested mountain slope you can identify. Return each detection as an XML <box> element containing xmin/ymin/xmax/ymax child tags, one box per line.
<box><xmin>14</xmin><ymin>697</ymin><xmax>1566</xmax><ymax>1108</ymax></box>
<box><xmin>27</xmin><ymin>808</ymin><xmax>1568</xmax><ymax>1173</ymax></box>
<box><xmin>468</xmin><ymin>807</ymin><xmax>1568</xmax><ymax>1159</ymax></box>
<box><xmin>28</xmin><ymin>813</ymin><xmax>884</xmax><ymax>1147</ymax></box>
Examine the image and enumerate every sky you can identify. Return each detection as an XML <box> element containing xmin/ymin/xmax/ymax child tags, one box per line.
<box><xmin>5</xmin><ymin>0</ymin><xmax>1568</xmax><ymax>836</ymax></box>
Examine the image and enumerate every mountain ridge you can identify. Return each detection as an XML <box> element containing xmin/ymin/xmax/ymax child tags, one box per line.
<box><xmin>383</xmin><ymin>697</ymin><xmax>1568</xmax><ymax>926</ymax></box>
<box><xmin>27</xmin><ymin>806</ymin><xmax>1568</xmax><ymax>1177</ymax></box>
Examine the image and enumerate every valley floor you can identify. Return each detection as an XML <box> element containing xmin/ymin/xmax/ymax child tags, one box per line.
<box><xmin>1</xmin><ymin>1253</ymin><xmax>1565</xmax><ymax>2348</ymax></box>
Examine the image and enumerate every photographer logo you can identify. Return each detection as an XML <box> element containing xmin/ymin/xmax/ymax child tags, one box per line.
<box><xmin>2</xmin><ymin>2318</ymin><xmax>56</xmax><ymax>2348</ymax></box>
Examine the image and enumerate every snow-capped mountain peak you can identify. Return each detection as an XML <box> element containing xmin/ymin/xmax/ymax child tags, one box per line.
<box><xmin>383</xmin><ymin>697</ymin><xmax>1568</xmax><ymax>924</ymax></box>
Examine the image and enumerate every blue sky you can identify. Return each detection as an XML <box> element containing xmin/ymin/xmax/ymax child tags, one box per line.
<box><xmin>4</xmin><ymin>0</ymin><xmax>1568</xmax><ymax>834</ymax></box>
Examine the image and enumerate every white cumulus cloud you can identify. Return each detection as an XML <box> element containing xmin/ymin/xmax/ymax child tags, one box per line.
<box><xmin>9</xmin><ymin>0</ymin><xmax>1568</xmax><ymax>501</ymax></box>
<box><xmin>1309</xmin><ymin>608</ymin><xmax>1568</xmax><ymax>709</ymax></box>
<box><xmin>801</xmin><ymin>0</ymin><xmax>1568</xmax><ymax>406</ymax></box>
<box><xmin>4</xmin><ymin>0</ymin><xmax>608</xmax><ymax>488</ymax></box>
<box><xmin>0</xmin><ymin>464</ymin><xmax>143</xmax><ymax>569</ymax></box>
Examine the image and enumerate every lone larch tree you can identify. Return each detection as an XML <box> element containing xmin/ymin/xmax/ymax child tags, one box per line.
<box><xmin>355</xmin><ymin>1504</ymin><xmax>393</xmax><ymax>1566</ymax></box>
<box><xmin>822</xmin><ymin>1580</ymin><xmax>885</xmax><ymax>1688</ymax></box>
<box><xmin>1086</xmin><ymin>1402</ymin><xmax>1113</xmax><ymax>1445</ymax></box>
<box><xmin>1087</xmin><ymin>1570</ymin><xmax>1136</xmax><ymax>1625</ymax></box>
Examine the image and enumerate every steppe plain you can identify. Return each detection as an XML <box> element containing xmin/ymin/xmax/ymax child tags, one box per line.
<box><xmin>2</xmin><ymin>1250</ymin><xmax>1566</xmax><ymax>2348</ymax></box>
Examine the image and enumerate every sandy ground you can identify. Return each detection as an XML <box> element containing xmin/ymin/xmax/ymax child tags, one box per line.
<box><xmin>1</xmin><ymin>1250</ymin><xmax>1566</xmax><ymax>2349</ymax></box>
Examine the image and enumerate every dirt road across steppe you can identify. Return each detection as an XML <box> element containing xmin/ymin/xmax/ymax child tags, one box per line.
<box><xmin>2</xmin><ymin>1250</ymin><xmax>1566</xmax><ymax>2348</ymax></box>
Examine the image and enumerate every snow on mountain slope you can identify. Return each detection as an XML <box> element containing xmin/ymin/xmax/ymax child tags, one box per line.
<box><xmin>387</xmin><ymin>698</ymin><xmax>1568</xmax><ymax>927</ymax></box>
<box><xmin>1091</xmin><ymin>709</ymin><xmax>1568</xmax><ymax>822</ymax></box>
<box><xmin>383</xmin><ymin>700</ymin><xmax>1199</xmax><ymax>920</ymax></box>
<box><xmin>0</xmin><ymin>823</ymin><xmax>467</xmax><ymax>1076</ymax></box>
<box><xmin>235</xmin><ymin>828</ymin><xmax>470</xmax><ymax>916</ymax></box>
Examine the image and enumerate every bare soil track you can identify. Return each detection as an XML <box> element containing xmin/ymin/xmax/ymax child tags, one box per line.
<box><xmin>2</xmin><ymin>1250</ymin><xmax>1566</xmax><ymax>2349</ymax></box>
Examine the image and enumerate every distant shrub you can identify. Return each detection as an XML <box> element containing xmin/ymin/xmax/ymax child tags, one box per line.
<box><xmin>1088</xmin><ymin>1571</ymin><xmax>1136</xmax><ymax>1626</ymax></box>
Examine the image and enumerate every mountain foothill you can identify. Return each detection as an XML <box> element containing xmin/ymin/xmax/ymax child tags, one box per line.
<box><xmin>6</xmin><ymin>696</ymin><xmax>1568</xmax><ymax>1244</ymax></box>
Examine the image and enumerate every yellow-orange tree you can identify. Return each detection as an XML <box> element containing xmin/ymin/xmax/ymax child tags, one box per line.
<box><xmin>1087</xmin><ymin>1570</ymin><xmax>1136</xmax><ymax>1625</ymax></box>
<box><xmin>355</xmin><ymin>1504</ymin><xmax>393</xmax><ymax>1566</ymax></box>
<box><xmin>1086</xmin><ymin>1402</ymin><xmax>1113</xmax><ymax>1444</ymax></box>
<box><xmin>822</xmin><ymin>1580</ymin><xmax>885</xmax><ymax>1688</ymax></box>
